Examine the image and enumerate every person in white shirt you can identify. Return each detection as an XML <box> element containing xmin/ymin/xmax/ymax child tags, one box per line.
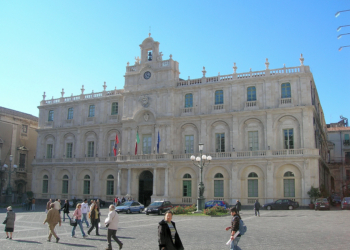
<box><xmin>81</xmin><ymin>199</ymin><xmax>90</xmax><ymax>228</ymax></box>
<box><xmin>105</xmin><ymin>205</ymin><xmax>123</xmax><ymax>250</ymax></box>
<box><xmin>53</xmin><ymin>199</ymin><xmax>62</xmax><ymax>218</ymax></box>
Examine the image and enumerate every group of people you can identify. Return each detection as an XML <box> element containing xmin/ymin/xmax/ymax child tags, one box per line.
<box><xmin>113</xmin><ymin>196</ymin><xmax>133</xmax><ymax>206</ymax></box>
<box><xmin>22</xmin><ymin>197</ymin><xmax>36</xmax><ymax>211</ymax></box>
<box><xmin>43</xmin><ymin>198</ymin><xmax>123</xmax><ymax>250</ymax></box>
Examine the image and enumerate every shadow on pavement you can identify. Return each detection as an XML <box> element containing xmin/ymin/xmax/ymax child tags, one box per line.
<box><xmin>59</xmin><ymin>242</ymin><xmax>95</xmax><ymax>247</ymax></box>
<box><xmin>13</xmin><ymin>239</ymin><xmax>42</xmax><ymax>244</ymax></box>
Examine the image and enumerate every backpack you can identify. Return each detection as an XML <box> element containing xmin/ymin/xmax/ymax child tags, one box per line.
<box><xmin>233</xmin><ymin>216</ymin><xmax>247</xmax><ymax>235</ymax></box>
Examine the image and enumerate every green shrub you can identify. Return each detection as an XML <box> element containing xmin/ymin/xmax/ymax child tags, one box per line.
<box><xmin>170</xmin><ymin>204</ymin><xmax>198</xmax><ymax>214</ymax></box>
<box><xmin>203</xmin><ymin>205</ymin><xmax>229</xmax><ymax>216</ymax></box>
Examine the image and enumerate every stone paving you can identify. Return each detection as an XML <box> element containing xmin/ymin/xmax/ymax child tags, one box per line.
<box><xmin>0</xmin><ymin>205</ymin><xmax>349</xmax><ymax>249</ymax></box>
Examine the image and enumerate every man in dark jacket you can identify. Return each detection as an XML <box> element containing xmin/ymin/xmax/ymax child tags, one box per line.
<box><xmin>158</xmin><ymin>211</ymin><xmax>184</xmax><ymax>250</ymax></box>
<box><xmin>61</xmin><ymin>200</ymin><xmax>70</xmax><ymax>222</ymax></box>
<box><xmin>254</xmin><ymin>199</ymin><xmax>261</xmax><ymax>217</ymax></box>
<box><xmin>225</xmin><ymin>207</ymin><xmax>241</xmax><ymax>250</ymax></box>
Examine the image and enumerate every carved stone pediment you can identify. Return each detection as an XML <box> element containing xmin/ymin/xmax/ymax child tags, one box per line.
<box><xmin>139</xmin><ymin>95</ymin><xmax>150</xmax><ymax>108</ymax></box>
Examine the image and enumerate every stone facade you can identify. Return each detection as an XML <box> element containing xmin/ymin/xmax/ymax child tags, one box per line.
<box><xmin>0</xmin><ymin>106</ymin><xmax>38</xmax><ymax>203</ymax></box>
<box><xmin>32</xmin><ymin>36</ymin><xmax>330</xmax><ymax>206</ymax></box>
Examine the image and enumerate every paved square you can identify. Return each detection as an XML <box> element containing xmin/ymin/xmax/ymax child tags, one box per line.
<box><xmin>0</xmin><ymin>206</ymin><xmax>349</xmax><ymax>249</ymax></box>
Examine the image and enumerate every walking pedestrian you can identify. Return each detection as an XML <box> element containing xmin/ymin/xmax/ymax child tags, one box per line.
<box><xmin>105</xmin><ymin>205</ymin><xmax>123</xmax><ymax>250</ymax></box>
<box><xmin>43</xmin><ymin>203</ymin><xmax>61</xmax><ymax>243</ymax></box>
<box><xmin>158</xmin><ymin>211</ymin><xmax>184</xmax><ymax>250</ymax></box>
<box><xmin>4</xmin><ymin>206</ymin><xmax>16</xmax><ymax>240</ymax></box>
<box><xmin>73</xmin><ymin>197</ymin><xmax>77</xmax><ymax>208</ymax></box>
<box><xmin>236</xmin><ymin>200</ymin><xmax>241</xmax><ymax>214</ymax></box>
<box><xmin>26</xmin><ymin>198</ymin><xmax>31</xmax><ymax>211</ymax></box>
<box><xmin>254</xmin><ymin>199</ymin><xmax>261</xmax><ymax>217</ymax></box>
<box><xmin>96</xmin><ymin>199</ymin><xmax>101</xmax><ymax>209</ymax></box>
<box><xmin>81</xmin><ymin>199</ymin><xmax>90</xmax><ymax>228</ymax></box>
<box><xmin>71</xmin><ymin>203</ymin><xmax>88</xmax><ymax>238</ymax></box>
<box><xmin>31</xmin><ymin>198</ymin><xmax>36</xmax><ymax>211</ymax></box>
<box><xmin>87</xmin><ymin>203</ymin><xmax>100</xmax><ymax>236</ymax></box>
<box><xmin>121</xmin><ymin>197</ymin><xmax>125</xmax><ymax>203</ymax></box>
<box><xmin>46</xmin><ymin>199</ymin><xmax>52</xmax><ymax>213</ymax></box>
<box><xmin>114</xmin><ymin>197</ymin><xmax>118</xmax><ymax>207</ymax></box>
<box><xmin>225</xmin><ymin>207</ymin><xmax>241</xmax><ymax>250</ymax></box>
<box><xmin>62</xmin><ymin>200</ymin><xmax>71</xmax><ymax>222</ymax></box>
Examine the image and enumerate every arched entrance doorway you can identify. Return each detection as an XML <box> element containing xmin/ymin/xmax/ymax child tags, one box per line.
<box><xmin>139</xmin><ymin>170</ymin><xmax>153</xmax><ymax>207</ymax></box>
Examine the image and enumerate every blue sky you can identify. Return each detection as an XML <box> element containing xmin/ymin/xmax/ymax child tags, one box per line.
<box><xmin>0</xmin><ymin>0</ymin><xmax>349</xmax><ymax>123</ymax></box>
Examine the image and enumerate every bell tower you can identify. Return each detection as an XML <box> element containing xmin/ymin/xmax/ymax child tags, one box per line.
<box><xmin>124</xmin><ymin>35</ymin><xmax>180</xmax><ymax>91</ymax></box>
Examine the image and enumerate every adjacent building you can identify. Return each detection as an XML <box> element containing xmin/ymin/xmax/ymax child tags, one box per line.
<box><xmin>0</xmin><ymin>106</ymin><xmax>38</xmax><ymax>203</ymax></box>
<box><xmin>32</xmin><ymin>36</ymin><xmax>330</xmax><ymax>206</ymax></box>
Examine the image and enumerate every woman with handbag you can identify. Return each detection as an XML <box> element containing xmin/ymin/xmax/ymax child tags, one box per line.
<box><xmin>105</xmin><ymin>205</ymin><xmax>123</xmax><ymax>250</ymax></box>
<box><xmin>4</xmin><ymin>206</ymin><xmax>16</xmax><ymax>239</ymax></box>
<box><xmin>87</xmin><ymin>203</ymin><xmax>100</xmax><ymax>236</ymax></box>
<box><xmin>62</xmin><ymin>200</ymin><xmax>70</xmax><ymax>222</ymax></box>
<box><xmin>71</xmin><ymin>203</ymin><xmax>87</xmax><ymax>238</ymax></box>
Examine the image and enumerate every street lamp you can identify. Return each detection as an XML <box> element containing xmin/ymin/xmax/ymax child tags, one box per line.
<box><xmin>337</xmin><ymin>33</ymin><xmax>350</xmax><ymax>39</ymax></box>
<box><xmin>3</xmin><ymin>155</ymin><xmax>17</xmax><ymax>205</ymax></box>
<box><xmin>337</xmin><ymin>25</ymin><xmax>350</xmax><ymax>32</ymax></box>
<box><xmin>335</xmin><ymin>10</ymin><xmax>350</xmax><ymax>18</ymax></box>
<box><xmin>190</xmin><ymin>143</ymin><xmax>212</xmax><ymax>212</ymax></box>
<box><xmin>339</xmin><ymin>45</ymin><xmax>350</xmax><ymax>51</ymax></box>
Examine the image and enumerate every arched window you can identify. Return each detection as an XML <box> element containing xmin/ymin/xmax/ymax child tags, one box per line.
<box><xmin>185</xmin><ymin>93</ymin><xmax>193</xmax><ymax>108</ymax></box>
<box><xmin>111</xmin><ymin>102</ymin><xmax>118</xmax><ymax>115</ymax></box>
<box><xmin>106</xmin><ymin>175</ymin><xmax>114</xmax><ymax>195</ymax></box>
<box><xmin>67</xmin><ymin>108</ymin><xmax>73</xmax><ymax>120</ymax></box>
<box><xmin>48</xmin><ymin>110</ymin><xmax>54</xmax><ymax>121</ymax></box>
<box><xmin>88</xmin><ymin>105</ymin><xmax>95</xmax><ymax>117</ymax></box>
<box><xmin>215</xmin><ymin>90</ymin><xmax>224</xmax><ymax>105</ymax></box>
<box><xmin>84</xmin><ymin>175</ymin><xmax>90</xmax><ymax>195</ymax></box>
<box><xmin>62</xmin><ymin>175</ymin><xmax>69</xmax><ymax>194</ymax></box>
<box><xmin>214</xmin><ymin>173</ymin><xmax>224</xmax><ymax>197</ymax></box>
<box><xmin>42</xmin><ymin>175</ymin><xmax>49</xmax><ymax>193</ymax></box>
<box><xmin>281</xmin><ymin>83</ymin><xmax>291</xmax><ymax>98</ymax></box>
<box><xmin>284</xmin><ymin>171</ymin><xmax>295</xmax><ymax>197</ymax></box>
<box><xmin>247</xmin><ymin>87</ymin><xmax>256</xmax><ymax>101</ymax></box>
<box><xmin>248</xmin><ymin>172</ymin><xmax>258</xmax><ymax>197</ymax></box>
<box><xmin>183</xmin><ymin>173</ymin><xmax>192</xmax><ymax>197</ymax></box>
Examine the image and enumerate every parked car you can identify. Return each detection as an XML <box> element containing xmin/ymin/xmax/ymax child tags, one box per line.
<box><xmin>331</xmin><ymin>196</ymin><xmax>342</xmax><ymax>206</ymax></box>
<box><xmin>145</xmin><ymin>201</ymin><xmax>173</xmax><ymax>215</ymax></box>
<box><xmin>115</xmin><ymin>201</ymin><xmax>144</xmax><ymax>214</ymax></box>
<box><xmin>341</xmin><ymin>197</ymin><xmax>350</xmax><ymax>210</ymax></box>
<box><xmin>314</xmin><ymin>198</ymin><xmax>330</xmax><ymax>210</ymax></box>
<box><xmin>69</xmin><ymin>199</ymin><xmax>83</xmax><ymax>208</ymax></box>
<box><xmin>205</xmin><ymin>200</ymin><xmax>228</xmax><ymax>209</ymax></box>
<box><xmin>262</xmin><ymin>199</ymin><xmax>299</xmax><ymax>210</ymax></box>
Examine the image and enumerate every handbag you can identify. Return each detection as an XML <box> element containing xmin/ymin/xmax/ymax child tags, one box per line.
<box><xmin>2</xmin><ymin>218</ymin><xmax>7</xmax><ymax>224</ymax></box>
<box><xmin>70</xmin><ymin>218</ymin><xmax>77</xmax><ymax>227</ymax></box>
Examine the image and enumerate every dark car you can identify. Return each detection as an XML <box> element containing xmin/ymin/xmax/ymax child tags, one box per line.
<box><xmin>262</xmin><ymin>199</ymin><xmax>299</xmax><ymax>210</ymax></box>
<box><xmin>341</xmin><ymin>197</ymin><xmax>350</xmax><ymax>210</ymax></box>
<box><xmin>205</xmin><ymin>200</ymin><xmax>228</xmax><ymax>209</ymax></box>
<box><xmin>145</xmin><ymin>201</ymin><xmax>173</xmax><ymax>215</ymax></box>
<box><xmin>115</xmin><ymin>201</ymin><xmax>144</xmax><ymax>214</ymax></box>
<box><xmin>315</xmin><ymin>198</ymin><xmax>330</xmax><ymax>210</ymax></box>
<box><xmin>331</xmin><ymin>196</ymin><xmax>342</xmax><ymax>206</ymax></box>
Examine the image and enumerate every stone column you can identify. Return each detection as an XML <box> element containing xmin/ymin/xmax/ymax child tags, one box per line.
<box><xmin>266</xmin><ymin>161</ymin><xmax>274</xmax><ymax>204</ymax></box>
<box><xmin>164</xmin><ymin>167</ymin><xmax>169</xmax><ymax>196</ymax></box>
<box><xmin>94</xmin><ymin>168</ymin><xmax>100</xmax><ymax>197</ymax></box>
<box><xmin>117</xmin><ymin>169</ymin><xmax>121</xmax><ymax>196</ymax></box>
<box><xmin>153</xmin><ymin>168</ymin><xmax>157</xmax><ymax>196</ymax></box>
<box><xmin>71</xmin><ymin>167</ymin><xmax>77</xmax><ymax>198</ymax></box>
<box><xmin>231</xmin><ymin>163</ymin><xmax>239</xmax><ymax>204</ymax></box>
<box><xmin>127</xmin><ymin>168</ymin><xmax>131</xmax><ymax>195</ymax></box>
<box><xmin>51</xmin><ymin>167</ymin><xmax>57</xmax><ymax>198</ymax></box>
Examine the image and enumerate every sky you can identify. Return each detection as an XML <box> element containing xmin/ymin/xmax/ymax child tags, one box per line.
<box><xmin>0</xmin><ymin>0</ymin><xmax>349</xmax><ymax>124</ymax></box>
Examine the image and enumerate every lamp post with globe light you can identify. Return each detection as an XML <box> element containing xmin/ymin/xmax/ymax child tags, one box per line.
<box><xmin>2</xmin><ymin>155</ymin><xmax>17</xmax><ymax>205</ymax></box>
<box><xmin>190</xmin><ymin>143</ymin><xmax>212</xmax><ymax>212</ymax></box>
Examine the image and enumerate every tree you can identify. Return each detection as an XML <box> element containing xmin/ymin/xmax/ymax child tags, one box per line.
<box><xmin>307</xmin><ymin>186</ymin><xmax>321</xmax><ymax>204</ymax></box>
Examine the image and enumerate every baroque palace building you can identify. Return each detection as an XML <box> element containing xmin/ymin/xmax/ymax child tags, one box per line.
<box><xmin>32</xmin><ymin>36</ymin><xmax>330</xmax><ymax>206</ymax></box>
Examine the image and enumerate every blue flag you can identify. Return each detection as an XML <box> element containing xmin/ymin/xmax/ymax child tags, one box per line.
<box><xmin>157</xmin><ymin>131</ymin><xmax>161</xmax><ymax>153</ymax></box>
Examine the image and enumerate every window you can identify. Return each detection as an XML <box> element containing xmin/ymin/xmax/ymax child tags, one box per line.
<box><xmin>111</xmin><ymin>102</ymin><xmax>118</xmax><ymax>115</ymax></box>
<box><xmin>248</xmin><ymin>131</ymin><xmax>259</xmax><ymax>151</ymax></box>
<box><xmin>215</xmin><ymin>133</ymin><xmax>225</xmax><ymax>152</ymax></box>
<box><xmin>248</xmin><ymin>172</ymin><xmax>258</xmax><ymax>197</ymax></box>
<box><xmin>87</xmin><ymin>141</ymin><xmax>94</xmax><ymax>157</ymax></box>
<box><xmin>284</xmin><ymin>171</ymin><xmax>295</xmax><ymax>197</ymax></box>
<box><xmin>62</xmin><ymin>175</ymin><xmax>69</xmax><ymax>194</ymax></box>
<box><xmin>148</xmin><ymin>50</ymin><xmax>153</xmax><ymax>61</ymax></box>
<box><xmin>48</xmin><ymin>110</ymin><xmax>54</xmax><ymax>121</ymax></box>
<box><xmin>283</xmin><ymin>129</ymin><xmax>294</xmax><ymax>149</ymax></box>
<box><xmin>106</xmin><ymin>175</ymin><xmax>114</xmax><ymax>195</ymax></box>
<box><xmin>185</xmin><ymin>94</ymin><xmax>193</xmax><ymax>108</ymax></box>
<box><xmin>42</xmin><ymin>175</ymin><xmax>49</xmax><ymax>193</ymax></box>
<box><xmin>185</xmin><ymin>135</ymin><xmax>194</xmax><ymax>153</ymax></box>
<box><xmin>142</xmin><ymin>135</ymin><xmax>152</xmax><ymax>154</ymax></box>
<box><xmin>345</xmin><ymin>134</ymin><xmax>350</xmax><ymax>145</ymax></box>
<box><xmin>214</xmin><ymin>173</ymin><xmax>224</xmax><ymax>197</ymax></box>
<box><xmin>22</xmin><ymin>125</ymin><xmax>28</xmax><ymax>133</ymax></box>
<box><xmin>247</xmin><ymin>87</ymin><xmax>256</xmax><ymax>101</ymax></box>
<box><xmin>67</xmin><ymin>108</ymin><xmax>73</xmax><ymax>120</ymax></box>
<box><xmin>183</xmin><ymin>174</ymin><xmax>192</xmax><ymax>197</ymax></box>
<box><xmin>215</xmin><ymin>90</ymin><xmax>224</xmax><ymax>105</ymax></box>
<box><xmin>47</xmin><ymin>144</ymin><xmax>53</xmax><ymax>159</ymax></box>
<box><xmin>88</xmin><ymin>105</ymin><xmax>95</xmax><ymax>117</ymax></box>
<box><xmin>346</xmin><ymin>170</ymin><xmax>350</xmax><ymax>181</ymax></box>
<box><xmin>281</xmin><ymin>83</ymin><xmax>291</xmax><ymax>98</ymax></box>
<box><xmin>83</xmin><ymin>175</ymin><xmax>90</xmax><ymax>195</ymax></box>
<box><xmin>19</xmin><ymin>154</ymin><xmax>26</xmax><ymax>168</ymax></box>
<box><xmin>66</xmin><ymin>143</ymin><xmax>73</xmax><ymax>158</ymax></box>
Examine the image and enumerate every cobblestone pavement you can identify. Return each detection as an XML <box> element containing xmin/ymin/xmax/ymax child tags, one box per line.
<box><xmin>0</xmin><ymin>205</ymin><xmax>349</xmax><ymax>250</ymax></box>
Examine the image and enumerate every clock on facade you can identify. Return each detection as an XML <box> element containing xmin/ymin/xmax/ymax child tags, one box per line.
<box><xmin>144</xmin><ymin>71</ymin><xmax>151</xmax><ymax>80</ymax></box>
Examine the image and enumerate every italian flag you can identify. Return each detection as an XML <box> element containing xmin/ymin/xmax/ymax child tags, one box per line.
<box><xmin>135</xmin><ymin>131</ymin><xmax>140</xmax><ymax>155</ymax></box>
